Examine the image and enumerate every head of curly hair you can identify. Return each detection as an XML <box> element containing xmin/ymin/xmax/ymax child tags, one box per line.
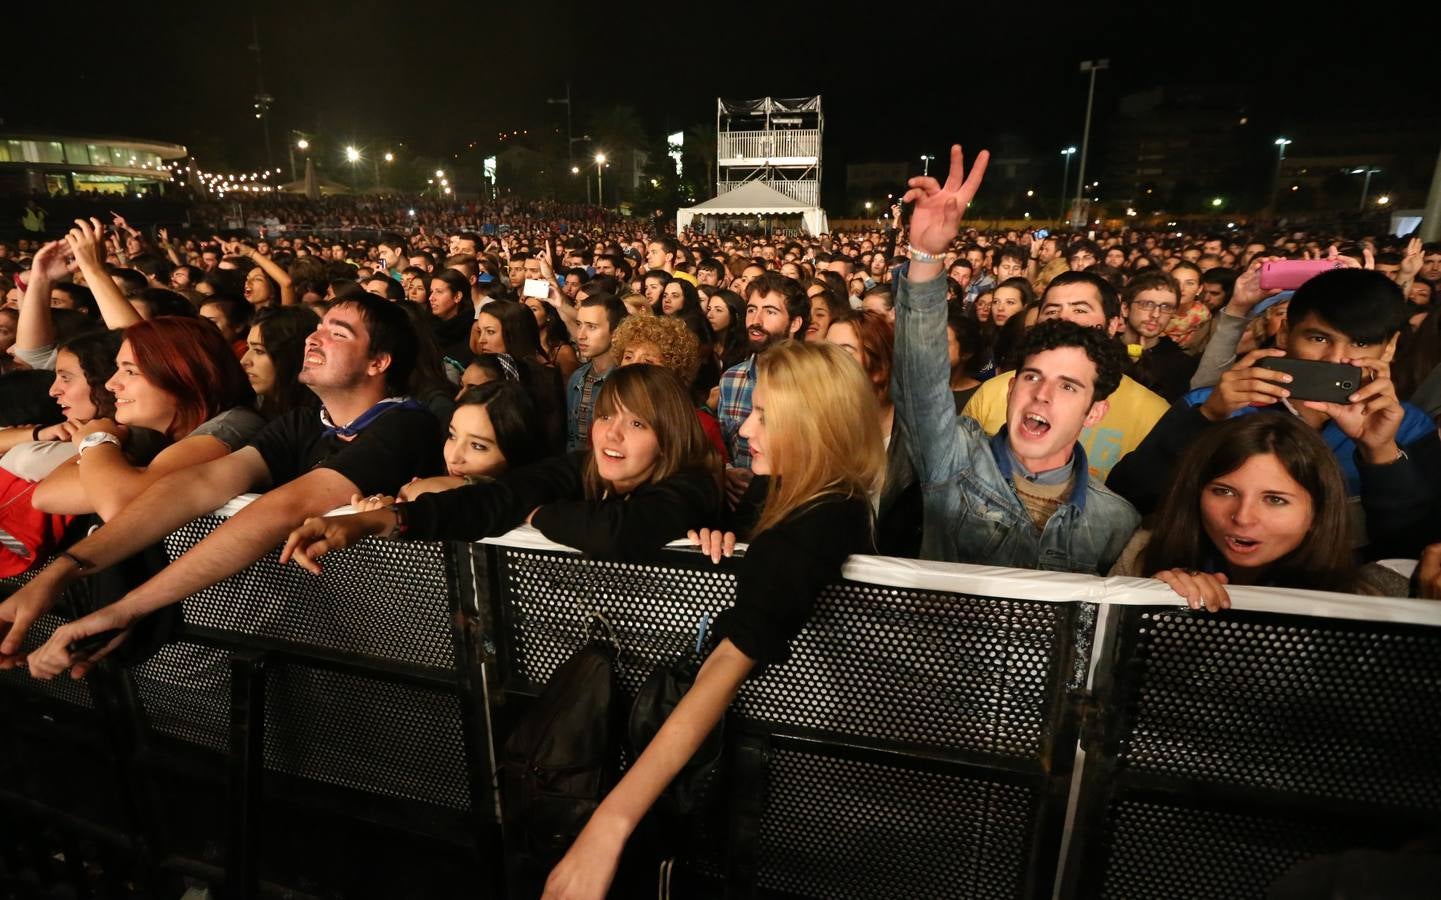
<box><xmin>610</xmin><ymin>314</ymin><xmax>701</xmax><ymax>385</ymax></box>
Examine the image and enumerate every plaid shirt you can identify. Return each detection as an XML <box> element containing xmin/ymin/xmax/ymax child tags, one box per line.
<box><xmin>567</xmin><ymin>360</ymin><xmax>613</xmax><ymax>451</ymax></box>
<box><xmin>717</xmin><ymin>355</ymin><xmax>757</xmax><ymax>468</ymax></box>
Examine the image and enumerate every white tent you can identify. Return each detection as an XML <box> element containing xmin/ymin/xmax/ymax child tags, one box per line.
<box><xmin>677</xmin><ymin>180</ymin><xmax>828</xmax><ymax>236</ymax></box>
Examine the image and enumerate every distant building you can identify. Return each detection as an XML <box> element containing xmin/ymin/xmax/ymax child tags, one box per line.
<box><xmin>846</xmin><ymin>162</ymin><xmax>908</xmax><ymax>214</ymax></box>
<box><xmin>1099</xmin><ymin>86</ymin><xmax>1252</xmax><ymax>212</ymax></box>
<box><xmin>0</xmin><ymin>133</ymin><xmax>187</xmax><ymax>198</ymax></box>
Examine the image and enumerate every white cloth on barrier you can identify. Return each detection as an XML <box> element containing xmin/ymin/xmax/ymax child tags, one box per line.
<box><xmin>212</xmin><ymin>494</ymin><xmax>1441</xmax><ymax>629</ymax></box>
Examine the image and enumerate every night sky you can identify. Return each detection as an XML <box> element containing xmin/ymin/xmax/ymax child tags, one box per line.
<box><xmin>5</xmin><ymin>1</ymin><xmax>1436</xmax><ymax>177</ymax></box>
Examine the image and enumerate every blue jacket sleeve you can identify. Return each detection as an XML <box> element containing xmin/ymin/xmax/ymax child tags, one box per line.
<box><xmin>891</xmin><ymin>270</ymin><xmax>973</xmax><ymax>488</ymax></box>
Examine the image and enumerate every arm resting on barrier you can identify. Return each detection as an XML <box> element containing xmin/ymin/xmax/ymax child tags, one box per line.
<box><xmin>23</xmin><ymin>465</ymin><xmax>362</xmax><ymax>680</ymax></box>
<box><xmin>0</xmin><ymin>448</ymin><xmax>269</xmax><ymax>668</ymax></box>
<box><xmin>543</xmin><ymin>638</ymin><xmax>755</xmax><ymax>900</ymax></box>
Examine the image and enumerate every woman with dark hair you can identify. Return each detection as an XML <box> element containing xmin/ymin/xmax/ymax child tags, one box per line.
<box><xmin>705</xmin><ymin>288</ymin><xmax>749</xmax><ymax>371</ymax></box>
<box><xmin>946</xmin><ymin>310</ymin><xmax>988</xmax><ymax>412</ymax></box>
<box><xmin>244</xmin><ymin>307</ymin><xmax>320</xmax><ymax>420</ymax></box>
<box><xmin>472</xmin><ymin>299</ymin><xmax>544</xmax><ymax>363</ymax></box>
<box><xmin>353</xmin><ymin>381</ymin><xmax>543</xmax><ymax>510</ymax></box>
<box><xmin>805</xmin><ymin>287</ymin><xmax>848</xmax><ymax>342</ymax></box>
<box><xmin>32</xmin><ymin>317</ymin><xmax>263</xmax><ymax>521</ymax></box>
<box><xmin>282</xmin><ymin>363</ymin><xmax>722</xmax><ymax>567</ymax></box>
<box><xmin>1112</xmin><ymin>414</ymin><xmax>1400</xmax><ymax>608</ymax></box>
<box><xmin>200</xmin><ymin>294</ymin><xmax>254</xmax><ymax>359</ymax></box>
<box><xmin>658</xmin><ymin>278</ymin><xmax>702</xmax><ymax>318</ymax></box>
<box><xmin>523</xmin><ymin>295</ymin><xmax>581</xmax><ymax>381</ymax></box>
<box><xmin>473</xmin><ymin>300</ymin><xmax>566</xmax><ymax>452</ymax></box>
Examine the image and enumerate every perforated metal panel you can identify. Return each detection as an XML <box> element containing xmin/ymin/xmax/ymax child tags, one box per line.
<box><xmin>1095</xmin><ymin>798</ymin><xmax>1342</xmax><ymax>899</ymax></box>
<box><xmin>757</xmin><ymin>747</ymin><xmax>1033</xmax><ymax>900</ymax></box>
<box><xmin>263</xmin><ymin>663</ymin><xmax>470</xmax><ymax>810</ymax></box>
<box><xmin>498</xmin><ymin>550</ymin><xmax>1070</xmax><ymax>759</ymax></box>
<box><xmin>735</xmin><ymin>582</ymin><xmax>1066</xmax><ymax>757</ymax></box>
<box><xmin>1121</xmin><ymin>610</ymin><xmax>1441</xmax><ymax>810</ymax></box>
<box><xmin>0</xmin><ymin>612</ymin><xmax>94</xmax><ymax>710</ymax></box>
<box><xmin>499</xmin><ymin>550</ymin><xmax>736</xmax><ymax>698</ymax></box>
<box><xmin>130</xmin><ymin>640</ymin><xmax>230</xmax><ymax>751</ymax></box>
<box><xmin>165</xmin><ymin>516</ymin><xmax>455</xmax><ymax>670</ymax></box>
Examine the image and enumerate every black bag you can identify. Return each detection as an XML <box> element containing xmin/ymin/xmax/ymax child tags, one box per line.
<box><xmin>628</xmin><ymin>651</ymin><xmax>724</xmax><ymax>821</ymax></box>
<box><xmin>498</xmin><ymin>636</ymin><xmax>621</xmax><ymax>895</ymax></box>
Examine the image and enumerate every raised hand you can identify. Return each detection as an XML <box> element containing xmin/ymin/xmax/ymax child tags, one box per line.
<box><xmin>1225</xmin><ymin>260</ymin><xmax>1282</xmax><ymax>318</ymax></box>
<box><xmin>64</xmin><ymin>218</ymin><xmax>108</xmax><ymax>272</ymax></box>
<box><xmin>900</xmin><ymin>144</ymin><xmax>990</xmax><ymax>256</ymax></box>
<box><xmin>29</xmin><ymin>239</ymin><xmax>75</xmax><ymax>282</ymax></box>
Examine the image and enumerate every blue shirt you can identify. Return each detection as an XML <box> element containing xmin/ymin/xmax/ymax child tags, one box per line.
<box><xmin>1181</xmin><ymin>386</ymin><xmax>1436</xmax><ymax>495</ymax></box>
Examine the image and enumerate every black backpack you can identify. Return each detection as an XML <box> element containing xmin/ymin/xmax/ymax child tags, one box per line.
<box><xmin>498</xmin><ymin>636</ymin><xmax>621</xmax><ymax>896</ymax></box>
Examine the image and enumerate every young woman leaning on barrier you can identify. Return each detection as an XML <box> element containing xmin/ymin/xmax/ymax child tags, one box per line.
<box><xmin>538</xmin><ymin>341</ymin><xmax>885</xmax><ymax>900</ymax></box>
<box><xmin>1110</xmin><ymin>414</ymin><xmax>1415</xmax><ymax>608</ymax></box>
<box><xmin>279</xmin><ymin>363</ymin><xmax>721</xmax><ymax>566</ymax></box>
<box><xmin>351</xmin><ymin>381</ymin><xmax>543</xmax><ymax>506</ymax></box>
<box><xmin>31</xmin><ymin>317</ymin><xmax>263</xmax><ymax>522</ymax></box>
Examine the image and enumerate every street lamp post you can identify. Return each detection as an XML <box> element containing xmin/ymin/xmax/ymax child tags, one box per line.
<box><xmin>920</xmin><ymin>154</ymin><xmax>934</xmax><ymax>177</ymax></box>
<box><xmin>1075</xmin><ymin>59</ymin><xmax>1109</xmax><ymax>222</ymax></box>
<box><xmin>345</xmin><ymin>145</ymin><xmax>361</xmax><ymax>189</ymax></box>
<box><xmin>1351</xmin><ymin>167</ymin><xmax>1382</xmax><ymax>211</ymax></box>
<box><xmin>1060</xmin><ymin>147</ymin><xmax>1077</xmax><ymax>223</ymax></box>
<box><xmin>1271</xmin><ymin>137</ymin><xmax>1292</xmax><ymax>216</ymax></box>
<box><xmin>595</xmin><ymin>153</ymin><xmax>607</xmax><ymax>208</ymax></box>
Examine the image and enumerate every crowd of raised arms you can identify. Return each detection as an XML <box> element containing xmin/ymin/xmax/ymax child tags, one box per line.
<box><xmin>1</xmin><ymin>144</ymin><xmax>1440</xmax><ymax>898</ymax></box>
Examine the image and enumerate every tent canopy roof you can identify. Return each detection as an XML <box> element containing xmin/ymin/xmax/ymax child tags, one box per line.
<box><xmin>683</xmin><ymin>180</ymin><xmax>813</xmax><ymax>214</ymax></box>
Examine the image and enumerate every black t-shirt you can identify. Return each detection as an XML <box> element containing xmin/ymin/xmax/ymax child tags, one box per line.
<box><xmin>246</xmin><ymin>405</ymin><xmax>445</xmax><ymax>496</ymax></box>
<box><xmin>713</xmin><ymin>493</ymin><xmax>874</xmax><ymax>666</ymax></box>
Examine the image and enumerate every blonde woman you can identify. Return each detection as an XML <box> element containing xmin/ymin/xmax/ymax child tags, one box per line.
<box><xmin>541</xmin><ymin>341</ymin><xmax>884</xmax><ymax>899</ymax></box>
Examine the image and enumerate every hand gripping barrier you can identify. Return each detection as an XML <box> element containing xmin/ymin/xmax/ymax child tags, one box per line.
<box><xmin>2</xmin><ymin>495</ymin><xmax>1440</xmax><ymax>899</ymax></box>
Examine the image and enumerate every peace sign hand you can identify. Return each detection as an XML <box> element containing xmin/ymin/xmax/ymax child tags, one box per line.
<box><xmin>900</xmin><ymin>145</ymin><xmax>990</xmax><ymax>256</ymax></box>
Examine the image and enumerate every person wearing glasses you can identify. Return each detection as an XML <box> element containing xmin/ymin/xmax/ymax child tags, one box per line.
<box><xmin>1119</xmin><ymin>271</ymin><xmax>1198</xmax><ymax>402</ymax></box>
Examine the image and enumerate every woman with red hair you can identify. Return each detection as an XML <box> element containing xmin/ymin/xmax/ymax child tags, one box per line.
<box><xmin>32</xmin><ymin>317</ymin><xmax>264</xmax><ymax>521</ymax></box>
<box><xmin>825</xmin><ymin>310</ymin><xmax>923</xmax><ymax>557</ymax></box>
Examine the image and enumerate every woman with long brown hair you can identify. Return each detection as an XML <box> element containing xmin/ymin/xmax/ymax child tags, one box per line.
<box><xmin>1113</xmin><ymin>414</ymin><xmax>1378</xmax><ymax>609</ymax></box>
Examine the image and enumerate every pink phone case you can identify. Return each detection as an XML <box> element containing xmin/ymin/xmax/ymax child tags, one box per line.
<box><xmin>1258</xmin><ymin>259</ymin><xmax>1346</xmax><ymax>292</ymax></box>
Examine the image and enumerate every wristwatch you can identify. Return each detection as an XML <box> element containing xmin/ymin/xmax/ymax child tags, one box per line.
<box><xmin>77</xmin><ymin>431</ymin><xmax>122</xmax><ymax>457</ymax></box>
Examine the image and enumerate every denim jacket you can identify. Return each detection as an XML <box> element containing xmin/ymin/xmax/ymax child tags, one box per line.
<box><xmin>892</xmin><ymin>268</ymin><xmax>1140</xmax><ymax>573</ymax></box>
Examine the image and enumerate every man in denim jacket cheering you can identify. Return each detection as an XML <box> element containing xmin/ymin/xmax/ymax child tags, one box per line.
<box><xmin>892</xmin><ymin>145</ymin><xmax>1140</xmax><ymax>573</ymax></box>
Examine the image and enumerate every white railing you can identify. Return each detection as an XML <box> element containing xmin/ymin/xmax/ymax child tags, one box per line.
<box><xmin>717</xmin><ymin>179</ymin><xmax>818</xmax><ymax>207</ymax></box>
<box><xmin>718</xmin><ymin>129</ymin><xmax>819</xmax><ymax>162</ymax></box>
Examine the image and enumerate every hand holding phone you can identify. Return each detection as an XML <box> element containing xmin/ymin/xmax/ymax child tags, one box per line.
<box><xmin>1257</xmin><ymin>358</ymin><xmax>1362</xmax><ymax>404</ymax></box>
<box><xmin>522</xmin><ymin>278</ymin><xmax>551</xmax><ymax>300</ymax></box>
<box><xmin>1296</xmin><ymin>356</ymin><xmax>1404</xmax><ymax>462</ymax></box>
<box><xmin>1258</xmin><ymin>259</ymin><xmax>1345</xmax><ymax>292</ymax></box>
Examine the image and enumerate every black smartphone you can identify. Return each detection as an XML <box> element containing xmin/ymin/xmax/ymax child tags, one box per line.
<box><xmin>68</xmin><ymin>628</ymin><xmax>124</xmax><ymax>655</ymax></box>
<box><xmin>1257</xmin><ymin>358</ymin><xmax>1362</xmax><ymax>404</ymax></box>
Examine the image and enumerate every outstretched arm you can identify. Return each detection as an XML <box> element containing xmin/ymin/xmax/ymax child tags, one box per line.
<box><xmin>25</xmin><ymin>464</ymin><xmax>364</xmax><ymax>679</ymax></box>
<box><xmin>891</xmin><ymin>144</ymin><xmax>990</xmax><ymax>486</ymax></box>
<box><xmin>16</xmin><ymin>240</ymin><xmax>72</xmax><ymax>352</ymax></box>
<box><xmin>67</xmin><ymin>218</ymin><xmax>142</xmax><ymax>330</ymax></box>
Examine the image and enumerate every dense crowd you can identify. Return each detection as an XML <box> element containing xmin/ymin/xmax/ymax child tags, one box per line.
<box><xmin>0</xmin><ymin>143</ymin><xmax>1439</xmax><ymax>898</ymax></box>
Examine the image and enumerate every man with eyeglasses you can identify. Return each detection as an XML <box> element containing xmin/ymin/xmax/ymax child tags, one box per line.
<box><xmin>1119</xmin><ymin>271</ymin><xmax>1197</xmax><ymax>401</ymax></box>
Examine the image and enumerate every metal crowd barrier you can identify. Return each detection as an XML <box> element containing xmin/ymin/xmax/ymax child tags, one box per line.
<box><xmin>2</xmin><ymin>497</ymin><xmax>1439</xmax><ymax>899</ymax></box>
